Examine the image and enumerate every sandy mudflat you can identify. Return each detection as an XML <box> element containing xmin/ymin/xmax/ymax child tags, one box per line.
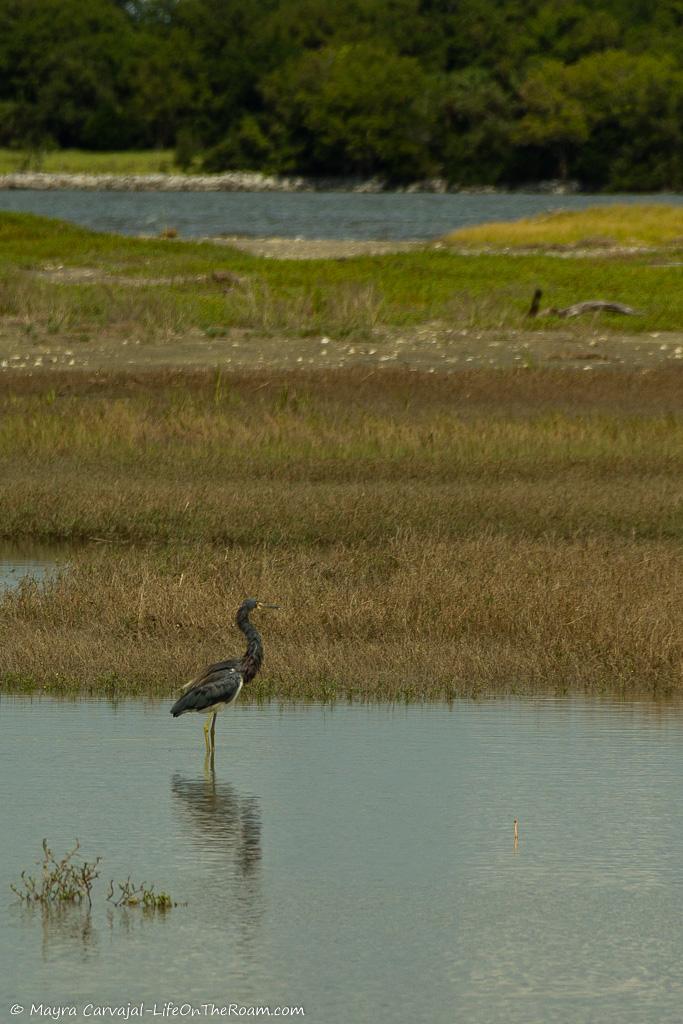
<box><xmin>2</xmin><ymin>318</ymin><xmax>683</xmax><ymax>376</ymax></box>
<box><xmin>198</xmin><ymin>236</ymin><xmax>430</xmax><ymax>259</ymax></box>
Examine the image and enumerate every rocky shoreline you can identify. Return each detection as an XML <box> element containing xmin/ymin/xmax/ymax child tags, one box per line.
<box><xmin>0</xmin><ymin>170</ymin><xmax>579</xmax><ymax>194</ymax></box>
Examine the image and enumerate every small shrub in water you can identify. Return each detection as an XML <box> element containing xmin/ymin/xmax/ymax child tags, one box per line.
<box><xmin>106</xmin><ymin>877</ymin><xmax>177</xmax><ymax>911</ymax></box>
<box><xmin>11</xmin><ymin>839</ymin><xmax>101</xmax><ymax>908</ymax></box>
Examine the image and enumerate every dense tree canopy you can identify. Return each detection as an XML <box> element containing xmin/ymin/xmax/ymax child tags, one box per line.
<box><xmin>0</xmin><ymin>0</ymin><xmax>681</xmax><ymax>187</ymax></box>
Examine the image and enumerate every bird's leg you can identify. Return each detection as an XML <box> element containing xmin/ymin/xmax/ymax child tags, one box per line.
<box><xmin>209</xmin><ymin>711</ymin><xmax>217</xmax><ymax>753</ymax></box>
<box><xmin>203</xmin><ymin>716</ymin><xmax>212</xmax><ymax>755</ymax></box>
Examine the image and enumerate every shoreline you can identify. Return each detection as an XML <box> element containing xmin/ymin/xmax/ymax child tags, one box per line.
<box><xmin>0</xmin><ymin>171</ymin><xmax>582</xmax><ymax>194</ymax></box>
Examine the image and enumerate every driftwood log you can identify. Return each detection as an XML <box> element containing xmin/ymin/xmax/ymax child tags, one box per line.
<box><xmin>527</xmin><ymin>288</ymin><xmax>642</xmax><ymax>318</ymax></box>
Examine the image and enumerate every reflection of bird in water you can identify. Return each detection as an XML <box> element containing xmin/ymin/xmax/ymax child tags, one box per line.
<box><xmin>170</xmin><ymin>598</ymin><xmax>278</xmax><ymax>756</ymax></box>
<box><xmin>171</xmin><ymin>771</ymin><xmax>262</xmax><ymax>876</ymax></box>
<box><xmin>172</xmin><ymin>769</ymin><xmax>264</xmax><ymax>956</ymax></box>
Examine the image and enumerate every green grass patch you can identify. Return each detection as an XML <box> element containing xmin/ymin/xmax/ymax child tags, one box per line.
<box><xmin>1</xmin><ymin>212</ymin><xmax>682</xmax><ymax>339</ymax></box>
<box><xmin>444</xmin><ymin>203</ymin><xmax>683</xmax><ymax>249</ymax></box>
<box><xmin>0</xmin><ymin>149</ymin><xmax>177</xmax><ymax>175</ymax></box>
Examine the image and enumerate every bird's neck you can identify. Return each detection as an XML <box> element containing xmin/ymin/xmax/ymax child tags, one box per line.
<box><xmin>237</xmin><ymin>611</ymin><xmax>263</xmax><ymax>683</ymax></box>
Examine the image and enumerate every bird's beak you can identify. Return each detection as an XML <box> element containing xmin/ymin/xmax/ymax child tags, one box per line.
<box><xmin>257</xmin><ymin>603</ymin><xmax>279</xmax><ymax>609</ymax></box>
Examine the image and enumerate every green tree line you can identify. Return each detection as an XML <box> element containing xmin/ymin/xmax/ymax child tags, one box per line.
<box><xmin>0</xmin><ymin>0</ymin><xmax>681</xmax><ymax>188</ymax></box>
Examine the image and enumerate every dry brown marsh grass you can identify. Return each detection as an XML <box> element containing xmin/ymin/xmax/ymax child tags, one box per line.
<box><xmin>4</xmin><ymin>364</ymin><xmax>683</xmax><ymax>412</ymax></box>
<box><xmin>231</xmin><ymin>279</ymin><xmax>385</xmax><ymax>336</ymax></box>
<box><xmin>2</xmin><ymin>368</ymin><xmax>683</xmax><ymax>546</ymax></box>
<box><xmin>2</xmin><ymin>537</ymin><xmax>682</xmax><ymax>699</ymax></box>
<box><xmin>2</xmin><ymin>367</ymin><xmax>683</xmax><ymax>698</ymax></box>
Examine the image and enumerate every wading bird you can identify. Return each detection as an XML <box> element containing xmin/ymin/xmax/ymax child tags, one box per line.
<box><xmin>170</xmin><ymin>598</ymin><xmax>278</xmax><ymax>755</ymax></box>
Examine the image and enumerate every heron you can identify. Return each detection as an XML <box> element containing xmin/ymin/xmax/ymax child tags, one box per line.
<box><xmin>170</xmin><ymin>598</ymin><xmax>278</xmax><ymax>756</ymax></box>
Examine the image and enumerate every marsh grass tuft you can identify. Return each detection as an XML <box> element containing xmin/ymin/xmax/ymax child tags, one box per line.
<box><xmin>0</xmin><ymin>268</ymin><xmax>190</xmax><ymax>340</ymax></box>
<box><xmin>178</xmin><ymin>278</ymin><xmax>384</xmax><ymax>338</ymax></box>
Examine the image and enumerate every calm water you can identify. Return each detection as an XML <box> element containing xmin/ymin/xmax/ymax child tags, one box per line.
<box><xmin>1</xmin><ymin>190</ymin><xmax>682</xmax><ymax>239</ymax></box>
<box><xmin>0</xmin><ymin>542</ymin><xmax>67</xmax><ymax>592</ymax></box>
<box><xmin>2</xmin><ymin>697</ymin><xmax>683</xmax><ymax>1023</ymax></box>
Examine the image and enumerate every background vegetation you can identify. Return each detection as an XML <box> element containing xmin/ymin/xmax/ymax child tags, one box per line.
<box><xmin>0</xmin><ymin>0</ymin><xmax>682</xmax><ymax>188</ymax></box>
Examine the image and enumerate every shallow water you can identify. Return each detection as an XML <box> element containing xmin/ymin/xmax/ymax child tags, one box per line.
<box><xmin>1</xmin><ymin>190</ymin><xmax>682</xmax><ymax>239</ymax></box>
<box><xmin>2</xmin><ymin>697</ymin><xmax>683</xmax><ymax>1023</ymax></box>
<box><xmin>0</xmin><ymin>541</ymin><xmax>67</xmax><ymax>592</ymax></box>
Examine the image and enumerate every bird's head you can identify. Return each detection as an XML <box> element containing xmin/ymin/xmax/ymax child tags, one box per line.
<box><xmin>240</xmin><ymin>598</ymin><xmax>279</xmax><ymax>614</ymax></box>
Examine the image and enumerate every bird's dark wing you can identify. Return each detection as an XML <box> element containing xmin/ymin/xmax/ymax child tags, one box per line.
<box><xmin>179</xmin><ymin>657</ymin><xmax>242</xmax><ymax>693</ymax></box>
<box><xmin>170</xmin><ymin>661</ymin><xmax>243</xmax><ymax>717</ymax></box>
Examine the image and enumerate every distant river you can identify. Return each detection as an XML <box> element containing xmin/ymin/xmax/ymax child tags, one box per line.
<box><xmin>1</xmin><ymin>189</ymin><xmax>682</xmax><ymax>240</ymax></box>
